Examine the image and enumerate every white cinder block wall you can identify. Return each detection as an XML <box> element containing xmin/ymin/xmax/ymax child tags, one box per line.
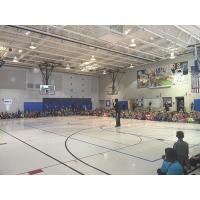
<box><xmin>0</xmin><ymin>66</ymin><xmax>99</xmax><ymax>112</ymax></box>
<box><xmin>99</xmin><ymin>53</ymin><xmax>200</xmax><ymax>112</ymax></box>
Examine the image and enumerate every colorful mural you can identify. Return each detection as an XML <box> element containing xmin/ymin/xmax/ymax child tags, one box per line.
<box><xmin>137</xmin><ymin>61</ymin><xmax>188</xmax><ymax>88</ymax></box>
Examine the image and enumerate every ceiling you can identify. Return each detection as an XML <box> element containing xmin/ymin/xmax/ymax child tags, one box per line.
<box><xmin>0</xmin><ymin>25</ymin><xmax>200</xmax><ymax>76</ymax></box>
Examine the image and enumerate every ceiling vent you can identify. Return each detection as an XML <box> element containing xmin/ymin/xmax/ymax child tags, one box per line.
<box><xmin>98</xmin><ymin>25</ymin><xmax>124</xmax><ymax>44</ymax></box>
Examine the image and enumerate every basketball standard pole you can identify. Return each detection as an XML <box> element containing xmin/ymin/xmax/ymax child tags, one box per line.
<box><xmin>108</xmin><ymin>70</ymin><xmax>124</xmax><ymax>95</ymax></box>
<box><xmin>39</xmin><ymin>62</ymin><xmax>60</xmax><ymax>85</ymax></box>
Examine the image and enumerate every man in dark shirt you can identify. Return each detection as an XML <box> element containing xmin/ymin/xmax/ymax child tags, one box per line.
<box><xmin>113</xmin><ymin>99</ymin><xmax>121</xmax><ymax>127</ymax></box>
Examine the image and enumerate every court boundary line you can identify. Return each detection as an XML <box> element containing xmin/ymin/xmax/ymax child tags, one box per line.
<box><xmin>13</xmin><ymin>121</ymin><xmax>200</xmax><ymax>163</ymax></box>
<box><xmin>0</xmin><ymin>128</ymin><xmax>84</xmax><ymax>175</ymax></box>
<box><xmin>26</xmin><ymin>123</ymin><xmax>165</xmax><ymax>162</ymax></box>
<box><xmin>25</xmin><ymin>124</ymin><xmax>153</xmax><ymax>162</ymax></box>
<box><xmin>25</xmin><ymin>124</ymin><xmax>111</xmax><ymax>175</ymax></box>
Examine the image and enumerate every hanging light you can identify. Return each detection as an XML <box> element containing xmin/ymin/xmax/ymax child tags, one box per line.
<box><xmin>25</xmin><ymin>31</ymin><xmax>30</xmax><ymax>36</ymax></box>
<box><xmin>90</xmin><ymin>55</ymin><xmax>96</xmax><ymax>61</ymax></box>
<box><xmin>129</xmin><ymin>64</ymin><xmax>135</xmax><ymax>69</ymax></box>
<box><xmin>170</xmin><ymin>52</ymin><xmax>175</xmax><ymax>59</ymax></box>
<box><xmin>103</xmin><ymin>70</ymin><xmax>107</xmax><ymax>75</ymax></box>
<box><xmin>18</xmin><ymin>49</ymin><xmax>23</xmax><ymax>53</ymax></box>
<box><xmin>129</xmin><ymin>39</ymin><xmax>136</xmax><ymax>47</ymax></box>
<box><xmin>29</xmin><ymin>42</ymin><xmax>36</xmax><ymax>49</ymax></box>
<box><xmin>13</xmin><ymin>56</ymin><xmax>19</xmax><ymax>63</ymax></box>
<box><xmin>65</xmin><ymin>64</ymin><xmax>71</xmax><ymax>69</ymax></box>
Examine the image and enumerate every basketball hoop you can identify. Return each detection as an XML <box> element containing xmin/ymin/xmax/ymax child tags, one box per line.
<box><xmin>40</xmin><ymin>85</ymin><xmax>55</xmax><ymax>95</ymax></box>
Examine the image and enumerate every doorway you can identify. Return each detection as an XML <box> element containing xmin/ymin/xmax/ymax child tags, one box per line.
<box><xmin>176</xmin><ymin>97</ymin><xmax>184</xmax><ymax>112</ymax></box>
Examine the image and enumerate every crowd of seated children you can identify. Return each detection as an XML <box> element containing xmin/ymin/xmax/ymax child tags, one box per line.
<box><xmin>0</xmin><ymin>107</ymin><xmax>115</xmax><ymax>120</ymax></box>
<box><xmin>126</xmin><ymin>110</ymin><xmax>200</xmax><ymax>124</ymax></box>
<box><xmin>1</xmin><ymin>106</ymin><xmax>200</xmax><ymax>125</ymax></box>
<box><xmin>0</xmin><ymin>110</ymin><xmax>23</xmax><ymax>119</ymax></box>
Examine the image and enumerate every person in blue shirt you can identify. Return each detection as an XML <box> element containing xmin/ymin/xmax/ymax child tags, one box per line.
<box><xmin>157</xmin><ymin>148</ymin><xmax>184</xmax><ymax>175</ymax></box>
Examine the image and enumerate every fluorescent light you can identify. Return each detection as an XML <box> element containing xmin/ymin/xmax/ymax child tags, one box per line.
<box><xmin>129</xmin><ymin>39</ymin><xmax>136</xmax><ymax>47</ymax></box>
<box><xmin>129</xmin><ymin>64</ymin><xmax>135</xmax><ymax>69</ymax></box>
<box><xmin>13</xmin><ymin>57</ymin><xmax>19</xmax><ymax>63</ymax></box>
<box><xmin>170</xmin><ymin>52</ymin><xmax>175</xmax><ymax>59</ymax></box>
<box><xmin>65</xmin><ymin>64</ymin><xmax>70</xmax><ymax>69</ymax></box>
<box><xmin>129</xmin><ymin>43</ymin><xmax>136</xmax><ymax>47</ymax></box>
<box><xmin>103</xmin><ymin>70</ymin><xmax>107</xmax><ymax>75</ymax></box>
<box><xmin>25</xmin><ymin>31</ymin><xmax>30</xmax><ymax>36</ymax></box>
<box><xmin>90</xmin><ymin>55</ymin><xmax>96</xmax><ymax>61</ymax></box>
<box><xmin>30</xmin><ymin>42</ymin><xmax>36</xmax><ymax>49</ymax></box>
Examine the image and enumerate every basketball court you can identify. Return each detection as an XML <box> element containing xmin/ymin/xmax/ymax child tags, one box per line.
<box><xmin>1</xmin><ymin>24</ymin><xmax>200</xmax><ymax>175</ymax></box>
<box><xmin>1</xmin><ymin>116</ymin><xmax>200</xmax><ymax>175</ymax></box>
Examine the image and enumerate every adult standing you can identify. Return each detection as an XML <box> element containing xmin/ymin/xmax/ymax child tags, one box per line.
<box><xmin>113</xmin><ymin>98</ymin><xmax>121</xmax><ymax>127</ymax></box>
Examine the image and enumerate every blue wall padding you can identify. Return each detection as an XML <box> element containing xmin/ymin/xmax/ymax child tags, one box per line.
<box><xmin>194</xmin><ymin>99</ymin><xmax>200</xmax><ymax>111</ymax></box>
<box><xmin>119</xmin><ymin>101</ymin><xmax>128</xmax><ymax>110</ymax></box>
<box><xmin>43</xmin><ymin>98</ymin><xmax>92</xmax><ymax>111</ymax></box>
<box><xmin>24</xmin><ymin>99</ymin><xmax>92</xmax><ymax>112</ymax></box>
<box><xmin>24</xmin><ymin>102</ymin><xmax>43</xmax><ymax>112</ymax></box>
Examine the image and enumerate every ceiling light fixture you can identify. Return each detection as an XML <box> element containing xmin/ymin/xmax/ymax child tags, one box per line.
<box><xmin>103</xmin><ymin>70</ymin><xmax>107</xmax><ymax>75</ymax></box>
<box><xmin>65</xmin><ymin>64</ymin><xmax>70</xmax><ymax>69</ymax></box>
<box><xmin>129</xmin><ymin>64</ymin><xmax>135</xmax><ymax>69</ymax></box>
<box><xmin>129</xmin><ymin>39</ymin><xmax>136</xmax><ymax>47</ymax></box>
<box><xmin>13</xmin><ymin>56</ymin><xmax>19</xmax><ymax>63</ymax></box>
<box><xmin>170</xmin><ymin>52</ymin><xmax>175</xmax><ymax>59</ymax></box>
<box><xmin>25</xmin><ymin>31</ymin><xmax>30</xmax><ymax>36</ymax></box>
<box><xmin>18</xmin><ymin>49</ymin><xmax>23</xmax><ymax>53</ymax></box>
<box><xmin>29</xmin><ymin>42</ymin><xmax>36</xmax><ymax>49</ymax></box>
<box><xmin>130</xmin><ymin>43</ymin><xmax>136</xmax><ymax>47</ymax></box>
<box><xmin>90</xmin><ymin>55</ymin><xmax>96</xmax><ymax>61</ymax></box>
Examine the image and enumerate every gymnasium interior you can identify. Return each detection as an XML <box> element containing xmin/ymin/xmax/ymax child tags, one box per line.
<box><xmin>1</xmin><ymin>25</ymin><xmax>200</xmax><ymax>175</ymax></box>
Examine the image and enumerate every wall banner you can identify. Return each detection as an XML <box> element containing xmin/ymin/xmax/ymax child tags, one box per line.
<box><xmin>137</xmin><ymin>61</ymin><xmax>188</xmax><ymax>88</ymax></box>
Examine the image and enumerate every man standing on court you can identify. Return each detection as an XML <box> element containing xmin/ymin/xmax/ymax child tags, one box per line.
<box><xmin>113</xmin><ymin>98</ymin><xmax>121</xmax><ymax>127</ymax></box>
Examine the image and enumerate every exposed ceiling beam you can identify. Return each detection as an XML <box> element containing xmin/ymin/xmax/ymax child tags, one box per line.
<box><xmin>139</xmin><ymin>26</ymin><xmax>188</xmax><ymax>49</ymax></box>
<box><xmin>0</xmin><ymin>27</ymin><xmax>147</xmax><ymax>65</ymax></box>
<box><xmin>175</xmin><ymin>25</ymin><xmax>200</xmax><ymax>43</ymax></box>
<box><xmin>8</xmin><ymin>25</ymin><xmax>154</xmax><ymax>62</ymax></box>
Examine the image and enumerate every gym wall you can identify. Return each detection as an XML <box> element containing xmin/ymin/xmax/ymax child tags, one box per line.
<box><xmin>0</xmin><ymin>67</ymin><xmax>99</xmax><ymax>112</ymax></box>
<box><xmin>99</xmin><ymin>53</ymin><xmax>200</xmax><ymax>112</ymax></box>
